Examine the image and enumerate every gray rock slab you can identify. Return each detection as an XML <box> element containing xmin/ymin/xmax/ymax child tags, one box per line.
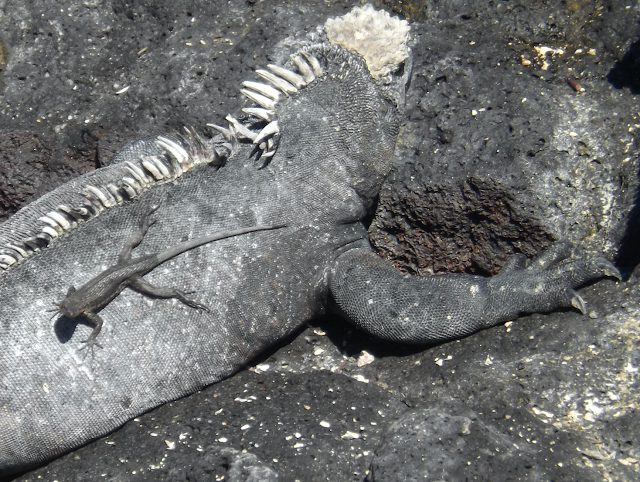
<box><xmin>367</xmin><ymin>403</ymin><xmax>597</xmax><ymax>482</ymax></box>
<box><xmin>370</xmin><ymin>0</ymin><xmax>639</xmax><ymax>273</ymax></box>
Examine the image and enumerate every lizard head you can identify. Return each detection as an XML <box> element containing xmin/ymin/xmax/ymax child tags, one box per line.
<box><xmin>54</xmin><ymin>286</ymin><xmax>83</xmax><ymax>318</ymax></box>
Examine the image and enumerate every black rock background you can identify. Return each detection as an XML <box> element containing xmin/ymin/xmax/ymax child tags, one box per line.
<box><xmin>0</xmin><ymin>0</ymin><xmax>639</xmax><ymax>481</ymax></box>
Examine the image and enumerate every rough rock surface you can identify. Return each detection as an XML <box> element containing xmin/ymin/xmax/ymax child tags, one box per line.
<box><xmin>372</xmin><ymin>0</ymin><xmax>638</xmax><ymax>275</ymax></box>
<box><xmin>0</xmin><ymin>0</ymin><xmax>638</xmax><ymax>481</ymax></box>
<box><xmin>368</xmin><ymin>402</ymin><xmax>598</xmax><ymax>481</ymax></box>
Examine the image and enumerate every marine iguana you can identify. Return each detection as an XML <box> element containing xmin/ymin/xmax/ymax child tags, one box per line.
<box><xmin>0</xmin><ymin>4</ymin><xmax>620</xmax><ymax>475</ymax></box>
<box><xmin>49</xmin><ymin>203</ymin><xmax>285</xmax><ymax>357</ymax></box>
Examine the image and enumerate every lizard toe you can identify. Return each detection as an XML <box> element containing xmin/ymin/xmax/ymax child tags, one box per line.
<box><xmin>78</xmin><ymin>339</ymin><xmax>103</xmax><ymax>360</ymax></box>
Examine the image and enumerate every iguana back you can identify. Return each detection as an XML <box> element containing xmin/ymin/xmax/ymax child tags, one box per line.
<box><xmin>0</xmin><ymin>7</ymin><xmax>411</xmax><ymax>472</ymax></box>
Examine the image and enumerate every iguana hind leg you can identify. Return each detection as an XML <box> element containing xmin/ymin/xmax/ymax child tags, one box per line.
<box><xmin>329</xmin><ymin>244</ymin><xmax>621</xmax><ymax>345</ymax></box>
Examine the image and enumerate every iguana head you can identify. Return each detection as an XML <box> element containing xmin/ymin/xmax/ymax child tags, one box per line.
<box><xmin>211</xmin><ymin>4</ymin><xmax>413</xmax><ymax>213</ymax></box>
<box><xmin>0</xmin><ymin>5</ymin><xmax>412</xmax><ymax>276</ymax></box>
<box><xmin>324</xmin><ymin>3</ymin><xmax>413</xmax><ymax>109</ymax></box>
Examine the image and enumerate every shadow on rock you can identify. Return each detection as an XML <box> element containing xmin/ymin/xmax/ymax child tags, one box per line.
<box><xmin>608</xmin><ymin>39</ymin><xmax>640</xmax><ymax>274</ymax></box>
<box><xmin>615</xmin><ymin>159</ymin><xmax>640</xmax><ymax>275</ymax></box>
<box><xmin>607</xmin><ymin>38</ymin><xmax>640</xmax><ymax>94</ymax></box>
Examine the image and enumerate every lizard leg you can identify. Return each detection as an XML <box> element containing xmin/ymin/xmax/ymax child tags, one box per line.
<box><xmin>128</xmin><ymin>275</ymin><xmax>211</xmax><ymax>312</ymax></box>
<box><xmin>78</xmin><ymin>311</ymin><xmax>104</xmax><ymax>359</ymax></box>
<box><xmin>329</xmin><ymin>245</ymin><xmax>620</xmax><ymax>345</ymax></box>
<box><xmin>117</xmin><ymin>205</ymin><xmax>160</xmax><ymax>263</ymax></box>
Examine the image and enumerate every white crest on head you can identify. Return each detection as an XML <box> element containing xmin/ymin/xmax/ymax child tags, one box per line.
<box><xmin>324</xmin><ymin>4</ymin><xmax>411</xmax><ymax>79</ymax></box>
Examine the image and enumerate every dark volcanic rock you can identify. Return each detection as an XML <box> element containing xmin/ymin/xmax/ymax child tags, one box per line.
<box><xmin>370</xmin><ymin>170</ymin><xmax>555</xmax><ymax>276</ymax></box>
<box><xmin>1</xmin><ymin>1</ymin><xmax>639</xmax><ymax>482</ymax></box>
<box><xmin>367</xmin><ymin>403</ymin><xmax>598</xmax><ymax>482</ymax></box>
<box><xmin>370</xmin><ymin>0</ymin><xmax>639</xmax><ymax>274</ymax></box>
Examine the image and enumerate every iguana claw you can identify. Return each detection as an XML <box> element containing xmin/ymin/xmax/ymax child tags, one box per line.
<box><xmin>571</xmin><ymin>293</ymin><xmax>587</xmax><ymax>315</ymax></box>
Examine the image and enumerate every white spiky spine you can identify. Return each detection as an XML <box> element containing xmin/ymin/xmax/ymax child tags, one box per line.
<box><xmin>0</xmin><ymin>132</ymin><xmax>218</xmax><ymax>272</ymax></box>
<box><xmin>220</xmin><ymin>5</ymin><xmax>410</xmax><ymax>164</ymax></box>
<box><xmin>0</xmin><ymin>5</ymin><xmax>407</xmax><ymax>273</ymax></box>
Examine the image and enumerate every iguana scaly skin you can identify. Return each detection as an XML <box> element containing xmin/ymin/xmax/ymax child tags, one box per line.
<box><xmin>0</xmin><ymin>5</ymin><xmax>619</xmax><ymax>475</ymax></box>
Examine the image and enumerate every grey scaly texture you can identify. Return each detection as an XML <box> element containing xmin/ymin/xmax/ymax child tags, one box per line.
<box><xmin>0</xmin><ymin>5</ymin><xmax>619</xmax><ymax>475</ymax></box>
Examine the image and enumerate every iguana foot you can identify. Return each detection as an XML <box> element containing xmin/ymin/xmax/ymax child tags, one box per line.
<box><xmin>488</xmin><ymin>243</ymin><xmax>621</xmax><ymax>318</ymax></box>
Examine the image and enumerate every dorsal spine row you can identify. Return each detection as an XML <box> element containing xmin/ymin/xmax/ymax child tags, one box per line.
<box><xmin>0</xmin><ymin>129</ymin><xmax>225</xmax><ymax>273</ymax></box>
<box><xmin>207</xmin><ymin>48</ymin><xmax>325</xmax><ymax>164</ymax></box>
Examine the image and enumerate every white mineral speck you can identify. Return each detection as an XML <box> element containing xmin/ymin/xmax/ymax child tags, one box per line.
<box><xmin>357</xmin><ymin>350</ymin><xmax>375</xmax><ymax>366</ymax></box>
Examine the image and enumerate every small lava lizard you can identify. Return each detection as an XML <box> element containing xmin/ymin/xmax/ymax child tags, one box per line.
<box><xmin>50</xmin><ymin>205</ymin><xmax>285</xmax><ymax>355</ymax></box>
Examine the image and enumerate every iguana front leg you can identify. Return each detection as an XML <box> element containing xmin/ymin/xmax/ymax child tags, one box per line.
<box><xmin>329</xmin><ymin>244</ymin><xmax>621</xmax><ymax>344</ymax></box>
